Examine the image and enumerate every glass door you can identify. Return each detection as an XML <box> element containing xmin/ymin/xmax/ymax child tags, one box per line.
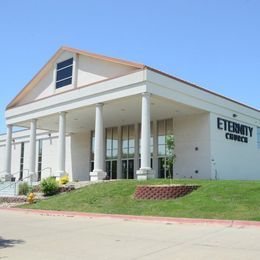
<box><xmin>128</xmin><ymin>159</ymin><xmax>134</xmax><ymax>179</ymax></box>
<box><xmin>106</xmin><ymin>160</ymin><xmax>117</xmax><ymax>179</ymax></box>
<box><xmin>105</xmin><ymin>127</ymin><xmax>118</xmax><ymax>179</ymax></box>
<box><xmin>122</xmin><ymin>159</ymin><xmax>134</xmax><ymax>179</ymax></box>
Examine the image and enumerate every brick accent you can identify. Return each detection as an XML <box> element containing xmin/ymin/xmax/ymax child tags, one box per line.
<box><xmin>134</xmin><ymin>184</ymin><xmax>200</xmax><ymax>200</ymax></box>
<box><xmin>0</xmin><ymin>196</ymin><xmax>27</xmax><ymax>203</ymax></box>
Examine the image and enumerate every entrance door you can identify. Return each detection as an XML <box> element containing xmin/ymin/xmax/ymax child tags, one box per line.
<box><xmin>158</xmin><ymin>157</ymin><xmax>166</xmax><ymax>179</ymax></box>
<box><xmin>106</xmin><ymin>160</ymin><xmax>117</xmax><ymax>179</ymax></box>
<box><xmin>122</xmin><ymin>159</ymin><xmax>134</xmax><ymax>179</ymax></box>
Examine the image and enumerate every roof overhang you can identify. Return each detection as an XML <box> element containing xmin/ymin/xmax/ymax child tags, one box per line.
<box><xmin>6</xmin><ymin>46</ymin><xmax>145</xmax><ymax>109</ymax></box>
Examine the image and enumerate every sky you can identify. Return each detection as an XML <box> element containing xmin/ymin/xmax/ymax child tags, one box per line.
<box><xmin>0</xmin><ymin>0</ymin><xmax>259</xmax><ymax>133</ymax></box>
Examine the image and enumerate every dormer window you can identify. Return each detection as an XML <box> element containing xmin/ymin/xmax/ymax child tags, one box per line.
<box><xmin>56</xmin><ymin>58</ymin><xmax>73</xmax><ymax>88</ymax></box>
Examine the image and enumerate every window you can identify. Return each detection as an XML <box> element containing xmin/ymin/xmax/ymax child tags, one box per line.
<box><xmin>157</xmin><ymin>119</ymin><xmax>174</xmax><ymax>179</ymax></box>
<box><xmin>37</xmin><ymin>140</ymin><xmax>43</xmax><ymax>181</ymax></box>
<box><xmin>122</xmin><ymin>125</ymin><xmax>135</xmax><ymax>159</ymax></box>
<box><xmin>257</xmin><ymin>127</ymin><xmax>260</xmax><ymax>149</ymax></box>
<box><xmin>19</xmin><ymin>142</ymin><xmax>25</xmax><ymax>180</ymax></box>
<box><xmin>56</xmin><ymin>58</ymin><xmax>73</xmax><ymax>88</ymax></box>
<box><xmin>157</xmin><ymin>119</ymin><xmax>173</xmax><ymax>156</ymax></box>
<box><xmin>106</xmin><ymin>127</ymin><xmax>118</xmax><ymax>160</ymax></box>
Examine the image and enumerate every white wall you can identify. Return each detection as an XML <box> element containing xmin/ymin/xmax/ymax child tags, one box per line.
<box><xmin>210</xmin><ymin>113</ymin><xmax>260</xmax><ymax>180</ymax></box>
<box><xmin>77</xmin><ymin>55</ymin><xmax>137</xmax><ymax>87</ymax></box>
<box><xmin>0</xmin><ymin>130</ymin><xmax>74</xmax><ymax>181</ymax></box>
<box><xmin>40</xmin><ymin>134</ymin><xmax>72</xmax><ymax>180</ymax></box>
<box><xmin>41</xmin><ymin>136</ymin><xmax>58</xmax><ymax>178</ymax></box>
<box><xmin>11</xmin><ymin>143</ymin><xmax>22</xmax><ymax>177</ymax></box>
<box><xmin>174</xmin><ymin>113</ymin><xmax>211</xmax><ymax>179</ymax></box>
<box><xmin>0</xmin><ymin>145</ymin><xmax>5</xmax><ymax>173</ymax></box>
<box><xmin>70</xmin><ymin>132</ymin><xmax>90</xmax><ymax>181</ymax></box>
<box><xmin>0</xmin><ymin>112</ymin><xmax>259</xmax><ymax>181</ymax></box>
<box><xmin>16</xmin><ymin>51</ymin><xmax>139</xmax><ymax>107</ymax></box>
<box><xmin>0</xmin><ymin>141</ymin><xmax>29</xmax><ymax>180</ymax></box>
<box><xmin>17</xmin><ymin>69</ymin><xmax>55</xmax><ymax>106</ymax></box>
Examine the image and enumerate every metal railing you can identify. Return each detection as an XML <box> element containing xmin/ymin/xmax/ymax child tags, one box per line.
<box><xmin>0</xmin><ymin>170</ymin><xmax>10</xmax><ymax>183</ymax></box>
<box><xmin>12</xmin><ymin>169</ymin><xmax>30</xmax><ymax>180</ymax></box>
<box><xmin>0</xmin><ymin>169</ymin><xmax>29</xmax><ymax>183</ymax></box>
<box><xmin>0</xmin><ymin>169</ymin><xmax>30</xmax><ymax>194</ymax></box>
<box><xmin>0</xmin><ymin>167</ymin><xmax>53</xmax><ymax>195</ymax></box>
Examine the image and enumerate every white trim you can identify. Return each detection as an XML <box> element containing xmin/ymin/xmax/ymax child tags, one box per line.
<box><xmin>6</xmin><ymin>71</ymin><xmax>146</xmax><ymax>124</ymax></box>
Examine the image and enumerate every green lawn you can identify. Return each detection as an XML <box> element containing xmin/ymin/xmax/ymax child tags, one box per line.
<box><xmin>21</xmin><ymin>179</ymin><xmax>260</xmax><ymax>221</ymax></box>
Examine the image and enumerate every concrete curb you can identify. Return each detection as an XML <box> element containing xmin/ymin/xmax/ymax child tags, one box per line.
<box><xmin>1</xmin><ymin>207</ymin><xmax>260</xmax><ymax>228</ymax></box>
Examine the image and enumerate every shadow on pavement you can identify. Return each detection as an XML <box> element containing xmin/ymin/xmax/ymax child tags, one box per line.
<box><xmin>0</xmin><ymin>236</ymin><xmax>25</xmax><ymax>249</ymax></box>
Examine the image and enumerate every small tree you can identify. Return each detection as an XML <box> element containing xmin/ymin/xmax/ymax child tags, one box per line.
<box><xmin>165</xmin><ymin>135</ymin><xmax>176</xmax><ymax>179</ymax></box>
<box><xmin>40</xmin><ymin>177</ymin><xmax>59</xmax><ymax>196</ymax></box>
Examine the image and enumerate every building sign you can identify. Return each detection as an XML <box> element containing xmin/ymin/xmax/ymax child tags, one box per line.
<box><xmin>217</xmin><ymin>117</ymin><xmax>253</xmax><ymax>143</ymax></box>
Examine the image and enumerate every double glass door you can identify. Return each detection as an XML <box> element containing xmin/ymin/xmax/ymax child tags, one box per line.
<box><xmin>106</xmin><ymin>160</ymin><xmax>117</xmax><ymax>179</ymax></box>
<box><xmin>105</xmin><ymin>127</ymin><xmax>118</xmax><ymax>179</ymax></box>
<box><xmin>122</xmin><ymin>159</ymin><xmax>134</xmax><ymax>179</ymax></box>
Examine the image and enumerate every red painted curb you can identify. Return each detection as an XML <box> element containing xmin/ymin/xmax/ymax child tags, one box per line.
<box><xmin>1</xmin><ymin>207</ymin><xmax>260</xmax><ymax>228</ymax></box>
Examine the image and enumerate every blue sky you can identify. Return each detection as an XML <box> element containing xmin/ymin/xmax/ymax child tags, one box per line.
<box><xmin>0</xmin><ymin>0</ymin><xmax>259</xmax><ymax>133</ymax></box>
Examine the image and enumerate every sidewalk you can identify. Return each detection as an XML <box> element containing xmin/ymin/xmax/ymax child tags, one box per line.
<box><xmin>2</xmin><ymin>207</ymin><xmax>260</xmax><ymax>228</ymax></box>
<box><xmin>1</xmin><ymin>208</ymin><xmax>260</xmax><ymax>260</ymax></box>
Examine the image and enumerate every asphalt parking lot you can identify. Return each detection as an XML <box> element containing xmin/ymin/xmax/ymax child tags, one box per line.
<box><xmin>1</xmin><ymin>209</ymin><xmax>260</xmax><ymax>260</ymax></box>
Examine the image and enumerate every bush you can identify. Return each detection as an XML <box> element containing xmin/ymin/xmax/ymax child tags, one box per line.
<box><xmin>31</xmin><ymin>185</ymin><xmax>41</xmax><ymax>193</ymax></box>
<box><xmin>60</xmin><ymin>175</ymin><xmax>69</xmax><ymax>185</ymax></box>
<box><xmin>40</xmin><ymin>177</ymin><xmax>59</xmax><ymax>196</ymax></box>
<box><xmin>59</xmin><ymin>185</ymin><xmax>75</xmax><ymax>193</ymax></box>
<box><xmin>19</xmin><ymin>182</ymin><xmax>29</xmax><ymax>195</ymax></box>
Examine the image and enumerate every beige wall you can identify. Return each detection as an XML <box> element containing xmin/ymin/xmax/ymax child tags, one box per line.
<box><xmin>210</xmin><ymin>113</ymin><xmax>260</xmax><ymax>180</ymax></box>
<box><xmin>70</xmin><ymin>132</ymin><xmax>90</xmax><ymax>181</ymax></box>
<box><xmin>16</xmin><ymin>51</ymin><xmax>138</xmax><ymax>107</ymax></box>
<box><xmin>77</xmin><ymin>55</ymin><xmax>137</xmax><ymax>87</ymax></box>
<box><xmin>173</xmin><ymin>113</ymin><xmax>211</xmax><ymax>179</ymax></box>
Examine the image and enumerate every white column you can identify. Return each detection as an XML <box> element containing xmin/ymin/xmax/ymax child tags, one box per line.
<box><xmin>57</xmin><ymin>112</ymin><xmax>66</xmax><ymax>177</ymax></box>
<box><xmin>134</xmin><ymin>123</ymin><xmax>139</xmax><ymax>179</ymax></box>
<box><xmin>117</xmin><ymin>126</ymin><xmax>122</xmax><ymax>179</ymax></box>
<box><xmin>136</xmin><ymin>93</ymin><xmax>154</xmax><ymax>180</ymax></box>
<box><xmin>4</xmin><ymin>124</ymin><xmax>13</xmax><ymax>178</ymax></box>
<box><xmin>29</xmin><ymin>119</ymin><xmax>37</xmax><ymax>177</ymax></box>
<box><xmin>90</xmin><ymin>103</ymin><xmax>107</xmax><ymax>181</ymax></box>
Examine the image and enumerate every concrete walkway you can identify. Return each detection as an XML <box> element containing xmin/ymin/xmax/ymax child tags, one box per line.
<box><xmin>1</xmin><ymin>210</ymin><xmax>260</xmax><ymax>260</ymax></box>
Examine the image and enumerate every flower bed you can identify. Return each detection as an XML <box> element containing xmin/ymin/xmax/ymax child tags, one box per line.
<box><xmin>0</xmin><ymin>196</ymin><xmax>27</xmax><ymax>203</ymax></box>
<box><xmin>134</xmin><ymin>184</ymin><xmax>200</xmax><ymax>200</ymax></box>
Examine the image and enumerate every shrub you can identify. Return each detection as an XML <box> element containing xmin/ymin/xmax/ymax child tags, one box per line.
<box><xmin>19</xmin><ymin>182</ymin><xmax>29</xmax><ymax>195</ymax></box>
<box><xmin>40</xmin><ymin>177</ymin><xmax>59</xmax><ymax>196</ymax></box>
<box><xmin>31</xmin><ymin>185</ymin><xmax>41</xmax><ymax>193</ymax></box>
<box><xmin>59</xmin><ymin>185</ymin><xmax>75</xmax><ymax>193</ymax></box>
<box><xmin>60</xmin><ymin>175</ymin><xmax>69</xmax><ymax>185</ymax></box>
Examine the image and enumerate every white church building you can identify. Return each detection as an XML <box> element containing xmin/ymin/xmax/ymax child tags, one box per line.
<box><xmin>0</xmin><ymin>46</ymin><xmax>259</xmax><ymax>182</ymax></box>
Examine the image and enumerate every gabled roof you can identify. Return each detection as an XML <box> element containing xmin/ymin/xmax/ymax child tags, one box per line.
<box><xmin>6</xmin><ymin>46</ymin><xmax>259</xmax><ymax>113</ymax></box>
<box><xmin>7</xmin><ymin>46</ymin><xmax>145</xmax><ymax>109</ymax></box>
